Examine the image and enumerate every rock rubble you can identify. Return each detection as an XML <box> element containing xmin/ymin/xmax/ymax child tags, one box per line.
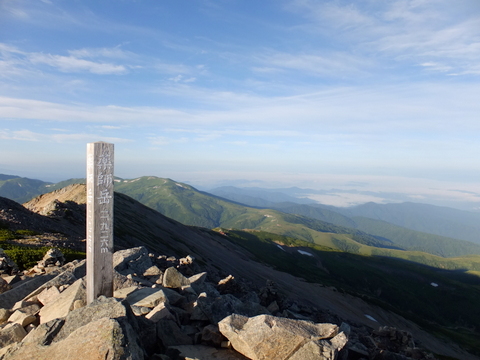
<box><xmin>0</xmin><ymin>246</ymin><xmax>438</xmax><ymax>360</ymax></box>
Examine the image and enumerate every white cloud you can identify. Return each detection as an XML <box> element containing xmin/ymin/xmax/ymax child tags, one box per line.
<box><xmin>2</xmin><ymin>77</ymin><xmax>480</xmax><ymax>134</ymax></box>
<box><xmin>29</xmin><ymin>53</ymin><xmax>127</xmax><ymax>74</ymax></box>
<box><xmin>285</xmin><ymin>0</ymin><xmax>480</xmax><ymax>76</ymax></box>
<box><xmin>0</xmin><ymin>129</ymin><xmax>40</xmax><ymax>141</ymax></box>
<box><xmin>148</xmin><ymin>136</ymin><xmax>189</xmax><ymax>146</ymax></box>
<box><xmin>0</xmin><ymin>96</ymin><xmax>191</xmax><ymax>124</ymax></box>
<box><xmin>0</xmin><ymin>128</ymin><xmax>131</xmax><ymax>143</ymax></box>
<box><xmin>68</xmin><ymin>46</ymin><xmax>132</xmax><ymax>59</ymax></box>
<box><xmin>257</xmin><ymin>51</ymin><xmax>372</xmax><ymax>77</ymax></box>
<box><xmin>168</xmin><ymin>74</ymin><xmax>197</xmax><ymax>83</ymax></box>
<box><xmin>0</xmin><ymin>43</ymin><xmax>129</xmax><ymax>76</ymax></box>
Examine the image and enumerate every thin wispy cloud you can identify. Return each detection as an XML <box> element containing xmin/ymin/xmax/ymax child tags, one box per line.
<box><xmin>0</xmin><ymin>128</ymin><xmax>131</xmax><ymax>143</ymax></box>
<box><xmin>286</xmin><ymin>0</ymin><xmax>480</xmax><ymax>76</ymax></box>
<box><xmin>0</xmin><ymin>43</ymin><xmax>128</xmax><ymax>75</ymax></box>
<box><xmin>29</xmin><ymin>53</ymin><xmax>127</xmax><ymax>74</ymax></box>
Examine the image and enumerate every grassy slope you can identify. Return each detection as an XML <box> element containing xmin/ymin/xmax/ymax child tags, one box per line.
<box><xmin>0</xmin><ymin>177</ymin><xmax>50</xmax><ymax>204</ymax></box>
<box><xmin>114</xmin><ymin>177</ymin><xmax>250</xmax><ymax>228</ymax></box>
<box><xmin>270</xmin><ymin>202</ymin><xmax>480</xmax><ymax>257</ymax></box>
<box><xmin>0</xmin><ymin>175</ymin><xmax>85</xmax><ymax>204</ymax></box>
<box><xmin>352</xmin><ymin>216</ymin><xmax>480</xmax><ymax>257</ymax></box>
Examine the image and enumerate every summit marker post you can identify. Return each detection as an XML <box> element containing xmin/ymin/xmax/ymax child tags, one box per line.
<box><xmin>86</xmin><ymin>141</ymin><xmax>114</xmax><ymax>304</ymax></box>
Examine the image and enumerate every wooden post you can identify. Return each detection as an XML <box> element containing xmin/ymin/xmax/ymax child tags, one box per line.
<box><xmin>86</xmin><ymin>141</ymin><xmax>114</xmax><ymax>304</ymax></box>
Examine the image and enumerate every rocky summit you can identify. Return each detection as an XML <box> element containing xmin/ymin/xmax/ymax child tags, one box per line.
<box><xmin>0</xmin><ymin>246</ymin><xmax>440</xmax><ymax>360</ymax></box>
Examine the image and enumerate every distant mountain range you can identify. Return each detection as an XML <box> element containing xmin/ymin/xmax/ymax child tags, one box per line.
<box><xmin>2</xmin><ymin>174</ymin><xmax>480</xmax><ymax>259</ymax></box>
<box><xmin>1</xmin><ymin>180</ymin><xmax>480</xmax><ymax>358</ymax></box>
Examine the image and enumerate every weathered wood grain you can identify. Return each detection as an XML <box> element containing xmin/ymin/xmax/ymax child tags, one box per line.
<box><xmin>86</xmin><ymin>142</ymin><xmax>114</xmax><ymax>304</ymax></box>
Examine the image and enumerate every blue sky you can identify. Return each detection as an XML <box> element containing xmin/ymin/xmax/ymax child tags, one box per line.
<box><xmin>1</xmin><ymin>0</ymin><xmax>480</xmax><ymax>209</ymax></box>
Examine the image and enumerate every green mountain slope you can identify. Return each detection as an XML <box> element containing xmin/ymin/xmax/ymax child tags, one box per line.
<box><xmin>0</xmin><ymin>174</ymin><xmax>85</xmax><ymax>204</ymax></box>
<box><xmin>271</xmin><ymin>202</ymin><xmax>358</xmax><ymax>228</ymax></box>
<box><xmin>210</xmin><ymin>185</ymin><xmax>480</xmax><ymax>246</ymax></box>
<box><xmin>271</xmin><ymin>202</ymin><xmax>480</xmax><ymax>257</ymax></box>
<box><xmin>113</xmin><ymin>176</ymin><xmax>396</xmax><ymax>250</ymax></box>
<box><xmin>114</xmin><ymin>177</ymin><xmax>251</xmax><ymax>228</ymax></box>
<box><xmin>352</xmin><ymin>216</ymin><xmax>480</xmax><ymax>257</ymax></box>
<box><xmin>113</xmin><ymin>176</ymin><xmax>480</xmax><ymax>268</ymax></box>
<box><xmin>0</xmin><ymin>177</ymin><xmax>52</xmax><ymax>203</ymax></box>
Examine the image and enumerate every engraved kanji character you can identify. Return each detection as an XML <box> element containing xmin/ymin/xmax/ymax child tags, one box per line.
<box><xmin>97</xmin><ymin>189</ymin><xmax>112</xmax><ymax>204</ymax></box>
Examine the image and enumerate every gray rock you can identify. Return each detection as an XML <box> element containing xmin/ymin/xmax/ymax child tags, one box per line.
<box><xmin>145</xmin><ymin>301</ymin><xmax>175</xmax><ymax>323</ymax></box>
<box><xmin>17</xmin><ymin>302</ymin><xmax>41</xmax><ymax>316</ymax></box>
<box><xmin>22</xmin><ymin>260</ymin><xmax>86</xmax><ymax>302</ymax></box>
<box><xmin>136</xmin><ymin>316</ymin><xmax>159</xmax><ymax>357</ymax></box>
<box><xmin>196</xmin><ymin>293</ymin><xmax>270</xmax><ymax>324</ymax></box>
<box><xmin>218</xmin><ymin>314</ymin><xmax>344</xmax><ymax>360</ymax></box>
<box><xmin>157</xmin><ymin>318</ymin><xmax>193</xmax><ymax>347</ymax></box>
<box><xmin>144</xmin><ymin>265</ymin><xmax>162</xmax><ymax>277</ymax></box>
<box><xmin>162</xmin><ymin>287</ymin><xmax>185</xmax><ymax>305</ymax></box>
<box><xmin>191</xmin><ymin>281</ymin><xmax>220</xmax><ymax>298</ymax></box>
<box><xmin>131</xmin><ymin>305</ymin><xmax>151</xmax><ymax>316</ymax></box>
<box><xmin>3</xmin><ymin>275</ymin><xmax>21</xmax><ymax>287</ymax></box>
<box><xmin>114</xmin><ymin>285</ymin><xmax>138</xmax><ymax>299</ymax></box>
<box><xmin>38</xmin><ymin>278</ymin><xmax>85</xmax><ymax>324</ymax></box>
<box><xmin>3</xmin><ymin>317</ymin><xmax>144</xmax><ymax>360</ymax></box>
<box><xmin>0</xmin><ymin>277</ymin><xmax>11</xmax><ymax>294</ymax></box>
<box><xmin>8</xmin><ymin>309</ymin><xmax>37</xmax><ymax>327</ymax></box>
<box><xmin>0</xmin><ymin>323</ymin><xmax>27</xmax><ymax>348</ymax></box>
<box><xmin>113</xmin><ymin>270</ymin><xmax>141</xmax><ymax>291</ymax></box>
<box><xmin>113</xmin><ymin>246</ymin><xmax>153</xmax><ymax>276</ymax></box>
<box><xmin>0</xmin><ymin>248</ymin><xmax>18</xmax><ymax>275</ymax></box>
<box><xmin>200</xmin><ymin>324</ymin><xmax>226</xmax><ymax>347</ymax></box>
<box><xmin>162</xmin><ymin>267</ymin><xmax>190</xmax><ymax>289</ymax></box>
<box><xmin>125</xmin><ymin>288</ymin><xmax>169</xmax><ymax>308</ymax></box>
<box><xmin>37</xmin><ymin>286</ymin><xmax>61</xmax><ymax>306</ymax></box>
<box><xmin>22</xmin><ymin>318</ymin><xmax>64</xmax><ymax>346</ymax></box>
<box><xmin>0</xmin><ymin>272</ymin><xmax>59</xmax><ymax>309</ymax></box>
<box><xmin>0</xmin><ymin>308</ymin><xmax>12</xmax><ymax>324</ymax></box>
<box><xmin>39</xmin><ymin>248</ymin><xmax>65</xmax><ymax>268</ymax></box>
<box><xmin>188</xmin><ymin>272</ymin><xmax>207</xmax><ymax>287</ymax></box>
<box><xmin>54</xmin><ymin>295</ymin><xmax>136</xmax><ymax>342</ymax></box>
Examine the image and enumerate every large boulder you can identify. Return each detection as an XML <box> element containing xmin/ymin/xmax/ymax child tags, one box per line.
<box><xmin>113</xmin><ymin>246</ymin><xmax>153</xmax><ymax>276</ymax></box>
<box><xmin>124</xmin><ymin>288</ymin><xmax>169</xmax><ymax>308</ymax></box>
<box><xmin>218</xmin><ymin>314</ymin><xmax>348</xmax><ymax>360</ymax></box>
<box><xmin>0</xmin><ymin>272</ymin><xmax>60</xmax><ymax>309</ymax></box>
<box><xmin>2</xmin><ymin>317</ymin><xmax>144</xmax><ymax>360</ymax></box>
<box><xmin>0</xmin><ymin>323</ymin><xmax>27</xmax><ymax>348</ymax></box>
<box><xmin>38</xmin><ymin>248</ymin><xmax>65</xmax><ymax>268</ymax></box>
<box><xmin>53</xmin><ymin>295</ymin><xmax>137</xmax><ymax>342</ymax></box>
<box><xmin>162</xmin><ymin>267</ymin><xmax>190</xmax><ymax>289</ymax></box>
<box><xmin>38</xmin><ymin>278</ymin><xmax>85</xmax><ymax>324</ymax></box>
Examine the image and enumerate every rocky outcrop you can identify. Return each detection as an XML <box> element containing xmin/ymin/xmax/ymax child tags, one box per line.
<box><xmin>218</xmin><ymin>314</ymin><xmax>348</xmax><ymax>360</ymax></box>
<box><xmin>0</xmin><ymin>246</ymin><xmax>440</xmax><ymax>360</ymax></box>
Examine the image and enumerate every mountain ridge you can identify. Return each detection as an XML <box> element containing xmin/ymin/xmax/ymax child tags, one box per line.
<box><xmin>2</xmin><ymin>173</ymin><xmax>480</xmax><ymax>257</ymax></box>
